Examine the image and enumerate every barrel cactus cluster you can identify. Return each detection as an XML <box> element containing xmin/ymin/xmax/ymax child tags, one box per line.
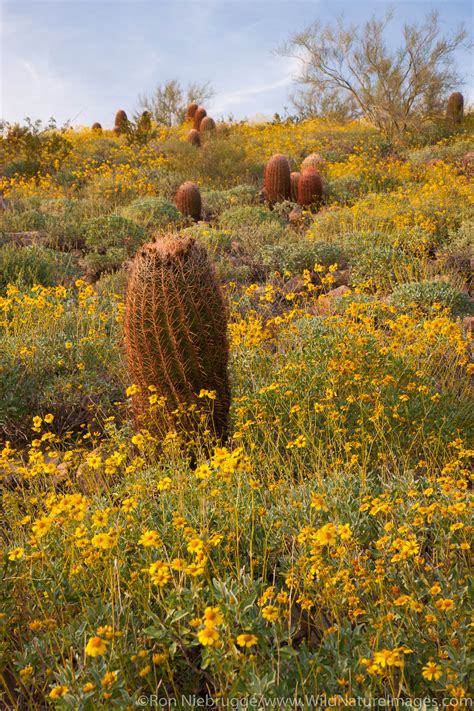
<box><xmin>263</xmin><ymin>153</ymin><xmax>324</xmax><ymax>210</ymax></box>
<box><xmin>124</xmin><ymin>234</ymin><xmax>230</xmax><ymax>442</ymax></box>
<box><xmin>186</xmin><ymin>104</ymin><xmax>217</xmax><ymax>146</ymax></box>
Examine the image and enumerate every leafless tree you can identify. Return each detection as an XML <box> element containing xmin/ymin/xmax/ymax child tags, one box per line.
<box><xmin>137</xmin><ymin>80</ymin><xmax>215</xmax><ymax>126</ymax></box>
<box><xmin>278</xmin><ymin>10</ymin><xmax>468</xmax><ymax>137</ymax></box>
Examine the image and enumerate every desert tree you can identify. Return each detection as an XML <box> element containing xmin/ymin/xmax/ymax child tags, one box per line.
<box><xmin>137</xmin><ymin>80</ymin><xmax>215</xmax><ymax>126</ymax></box>
<box><xmin>277</xmin><ymin>10</ymin><xmax>467</xmax><ymax>137</ymax></box>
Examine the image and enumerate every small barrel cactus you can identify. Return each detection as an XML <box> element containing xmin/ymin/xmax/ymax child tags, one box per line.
<box><xmin>138</xmin><ymin>110</ymin><xmax>152</xmax><ymax>131</ymax></box>
<box><xmin>124</xmin><ymin>235</ymin><xmax>230</xmax><ymax>441</ymax></box>
<box><xmin>264</xmin><ymin>154</ymin><xmax>291</xmax><ymax>205</ymax></box>
<box><xmin>290</xmin><ymin>172</ymin><xmax>300</xmax><ymax>202</ymax></box>
<box><xmin>114</xmin><ymin>109</ymin><xmax>128</xmax><ymax>134</ymax></box>
<box><xmin>187</xmin><ymin>129</ymin><xmax>201</xmax><ymax>147</ymax></box>
<box><xmin>175</xmin><ymin>181</ymin><xmax>202</xmax><ymax>221</ymax></box>
<box><xmin>297</xmin><ymin>170</ymin><xmax>323</xmax><ymax>208</ymax></box>
<box><xmin>193</xmin><ymin>106</ymin><xmax>207</xmax><ymax>130</ymax></box>
<box><xmin>301</xmin><ymin>153</ymin><xmax>324</xmax><ymax>172</ymax></box>
<box><xmin>446</xmin><ymin>92</ymin><xmax>464</xmax><ymax>124</ymax></box>
<box><xmin>91</xmin><ymin>122</ymin><xmax>102</xmax><ymax>131</ymax></box>
<box><xmin>186</xmin><ymin>103</ymin><xmax>198</xmax><ymax>120</ymax></box>
<box><xmin>200</xmin><ymin>116</ymin><xmax>216</xmax><ymax>133</ymax></box>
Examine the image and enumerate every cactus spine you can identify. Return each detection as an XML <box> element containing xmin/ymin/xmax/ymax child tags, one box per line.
<box><xmin>290</xmin><ymin>172</ymin><xmax>300</xmax><ymax>202</ymax></box>
<box><xmin>193</xmin><ymin>107</ymin><xmax>207</xmax><ymax>130</ymax></box>
<box><xmin>187</xmin><ymin>129</ymin><xmax>201</xmax><ymax>147</ymax></box>
<box><xmin>124</xmin><ymin>235</ymin><xmax>230</xmax><ymax>440</ymax></box>
<box><xmin>200</xmin><ymin>116</ymin><xmax>216</xmax><ymax>133</ymax></box>
<box><xmin>186</xmin><ymin>103</ymin><xmax>198</xmax><ymax>120</ymax></box>
<box><xmin>264</xmin><ymin>154</ymin><xmax>291</xmax><ymax>205</ymax></box>
<box><xmin>297</xmin><ymin>170</ymin><xmax>323</xmax><ymax>208</ymax></box>
<box><xmin>446</xmin><ymin>92</ymin><xmax>464</xmax><ymax>124</ymax></box>
<box><xmin>175</xmin><ymin>182</ymin><xmax>202</xmax><ymax>221</ymax></box>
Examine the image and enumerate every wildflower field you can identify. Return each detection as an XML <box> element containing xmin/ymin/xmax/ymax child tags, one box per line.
<box><xmin>0</xmin><ymin>115</ymin><xmax>473</xmax><ymax>708</ymax></box>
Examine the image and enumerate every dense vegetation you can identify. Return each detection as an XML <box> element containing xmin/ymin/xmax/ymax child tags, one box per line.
<box><xmin>0</xmin><ymin>113</ymin><xmax>473</xmax><ymax>707</ymax></box>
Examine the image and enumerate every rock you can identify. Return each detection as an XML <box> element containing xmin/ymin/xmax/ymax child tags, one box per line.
<box><xmin>327</xmin><ymin>285</ymin><xmax>352</xmax><ymax>297</ymax></box>
<box><xmin>281</xmin><ymin>275</ymin><xmax>305</xmax><ymax>296</ymax></box>
<box><xmin>309</xmin><ymin>285</ymin><xmax>352</xmax><ymax>316</ymax></box>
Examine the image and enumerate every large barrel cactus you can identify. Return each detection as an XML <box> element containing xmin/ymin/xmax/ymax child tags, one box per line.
<box><xmin>297</xmin><ymin>170</ymin><xmax>323</xmax><ymax>208</ymax></box>
<box><xmin>193</xmin><ymin>106</ymin><xmax>207</xmax><ymax>130</ymax></box>
<box><xmin>264</xmin><ymin>154</ymin><xmax>291</xmax><ymax>205</ymax></box>
<box><xmin>446</xmin><ymin>92</ymin><xmax>464</xmax><ymax>124</ymax></box>
<box><xmin>124</xmin><ymin>235</ymin><xmax>230</xmax><ymax>441</ymax></box>
<box><xmin>175</xmin><ymin>181</ymin><xmax>202</xmax><ymax>221</ymax></box>
<box><xmin>187</xmin><ymin>129</ymin><xmax>201</xmax><ymax>147</ymax></box>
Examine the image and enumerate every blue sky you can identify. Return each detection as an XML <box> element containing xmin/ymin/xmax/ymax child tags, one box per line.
<box><xmin>1</xmin><ymin>0</ymin><xmax>472</xmax><ymax>127</ymax></box>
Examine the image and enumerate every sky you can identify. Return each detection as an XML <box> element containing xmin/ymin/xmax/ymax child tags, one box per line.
<box><xmin>0</xmin><ymin>0</ymin><xmax>472</xmax><ymax>127</ymax></box>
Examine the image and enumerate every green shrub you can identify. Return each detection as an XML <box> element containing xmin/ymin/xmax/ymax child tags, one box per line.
<box><xmin>219</xmin><ymin>206</ymin><xmax>281</xmax><ymax>231</ymax></box>
<box><xmin>181</xmin><ymin>224</ymin><xmax>234</xmax><ymax>256</ymax></box>
<box><xmin>258</xmin><ymin>241</ymin><xmax>346</xmax><ymax>275</ymax></box>
<box><xmin>0</xmin><ymin>208</ymin><xmax>47</xmax><ymax>233</ymax></box>
<box><xmin>82</xmin><ymin>215</ymin><xmax>147</xmax><ymax>275</ymax></box>
<box><xmin>120</xmin><ymin>196</ymin><xmax>181</xmax><ymax>228</ymax></box>
<box><xmin>201</xmin><ymin>185</ymin><xmax>258</xmax><ymax>218</ymax></box>
<box><xmin>348</xmin><ymin>243</ymin><xmax>422</xmax><ymax>293</ymax></box>
<box><xmin>0</xmin><ymin>244</ymin><xmax>79</xmax><ymax>294</ymax></box>
<box><xmin>390</xmin><ymin>280</ymin><xmax>473</xmax><ymax>317</ymax></box>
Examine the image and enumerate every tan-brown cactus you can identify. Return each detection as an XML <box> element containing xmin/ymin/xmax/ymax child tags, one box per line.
<box><xmin>114</xmin><ymin>110</ymin><xmax>128</xmax><ymax>134</ymax></box>
<box><xmin>297</xmin><ymin>170</ymin><xmax>323</xmax><ymax>208</ymax></box>
<box><xmin>264</xmin><ymin>154</ymin><xmax>291</xmax><ymax>205</ymax></box>
<box><xmin>301</xmin><ymin>153</ymin><xmax>324</xmax><ymax>172</ymax></box>
<box><xmin>124</xmin><ymin>235</ymin><xmax>230</xmax><ymax>441</ymax></box>
<box><xmin>187</xmin><ymin>129</ymin><xmax>201</xmax><ymax>147</ymax></box>
<box><xmin>193</xmin><ymin>106</ymin><xmax>207</xmax><ymax>130</ymax></box>
<box><xmin>290</xmin><ymin>172</ymin><xmax>300</xmax><ymax>202</ymax></box>
<box><xmin>186</xmin><ymin>103</ymin><xmax>198</xmax><ymax>120</ymax></box>
<box><xmin>446</xmin><ymin>92</ymin><xmax>464</xmax><ymax>124</ymax></box>
<box><xmin>200</xmin><ymin>116</ymin><xmax>216</xmax><ymax>133</ymax></box>
<box><xmin>175</xmin><ymin>181</ymin><xmax>202</xmax><ymax>221</ymax></box>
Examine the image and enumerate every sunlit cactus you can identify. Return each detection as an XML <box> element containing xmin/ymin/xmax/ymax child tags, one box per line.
<box><xmin>91</xmin><ymin>122</ymin><xmax>102</xmax><ymax>131</ymax></box>
<box><xmin>297</xmin><ymin>170</ymin><xmax>323</xmax><ymax>208</ymax></box>
<box><xmin>290</xmin><ymin>172</ymin><xmax>300</xmax><ymax>202</ymax></box>
<box><xmin>124</xmin><ymin>235</ymin><xmax>230</xmax><ymax>441</ymax></box>
<box><xmin>193</xmin><ymin>106</ymin><xmax>207</xmax><ymax>130</ymax></box>
<box><xmin>114</xmin><ymin>110</ymin><xmax>128</xmax><ymax>134</ymax></box>
<box><xmin>175</xmin><ymin>181</ymin><xmax>202</xmax><ymax>221</ymax></box>
<box><xmin>186</xmin><ymin>103</ymin><xmax>198</xmax><ymax>120</ymax></box>
<box><xmin>446</xmin><ymin>92</ymin><xmax>464</xmax><ymax>124</ymax></box>
<box><xmin>264</xmin><ymin>154</ymin><xmax>291</xmax><ymax>205</ymax></box>
<box><xmin>200</xmin><ymin>117</ymin><xmax>216</xmax><ymax>133</ymax></box>
<box><xmin>301</xmin><ymin>153</ymin><xmax>324</xmax><ymax>172</ymax></box>
<box><xmin>187</xmin><ymin>129</ymin><xmax>201</xmax><ymax>147</ymax></box>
